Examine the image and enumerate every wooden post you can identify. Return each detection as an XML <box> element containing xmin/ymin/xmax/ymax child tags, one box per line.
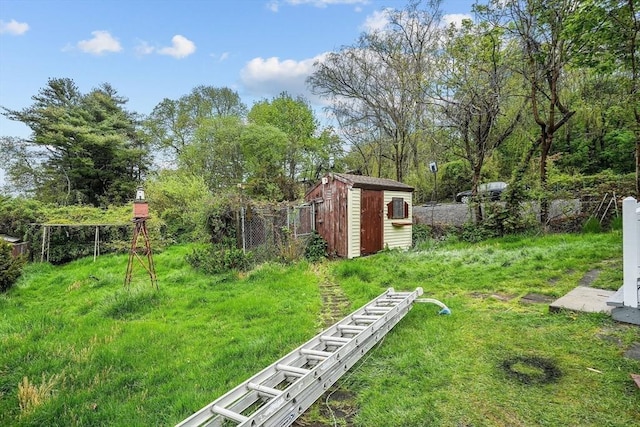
<box><xmin>622</xmin><ymin>197</ymin><xmax>639</xmax><ymax>308</ymax></box>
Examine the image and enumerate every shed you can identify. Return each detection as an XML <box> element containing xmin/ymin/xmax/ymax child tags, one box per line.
<box><xmin>305</xmin><ymin>173</ymin><xmax>414</xmax><ymax>259</ymax></box>
<box><xmin>1</xmin><ymin>234</ymin><xmax>29</xmax><ymax>258</ymax></box>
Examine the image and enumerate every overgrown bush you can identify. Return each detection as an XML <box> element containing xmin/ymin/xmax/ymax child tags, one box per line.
<box><xmin>145</xmin><ymin>171</ymin><xmax>212</xmax><ymax>243</ymax></box>
<box><xmin>547</xmin><ymin>170</ymin><xmax>636</xmax><ymax>200</ymax></box>
<box><xmin>185</xmin><ymin>244</ymin><xmax>253</xmax><ymax>274</ymax></box>
<box><xmin>0</xmin><ymin>239</ymin><xmax>26</xmax><ymax>292</ymax></box>
<box><xmin>412</xmin><ymin>223</ymin><xmax>431</xmax><ymax>247</ymax></box>
<box><xmin>304</xmin><ymin>231</ymin><xmax>327</xmax><ymax>262</ymax></box>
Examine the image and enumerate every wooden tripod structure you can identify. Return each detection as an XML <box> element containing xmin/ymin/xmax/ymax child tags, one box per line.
<box><xmin>124</xmin><ymin>218</ymin><xmax>158</xmax><ymax>289</ymax></box>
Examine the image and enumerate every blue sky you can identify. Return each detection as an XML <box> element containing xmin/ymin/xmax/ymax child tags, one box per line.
<box><xmin>0</xmin><ymin>0</ymin><xmax>474</xmax><ymax>140</ymax></box>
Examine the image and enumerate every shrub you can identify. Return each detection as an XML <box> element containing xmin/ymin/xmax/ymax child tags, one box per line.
<box><xmin>412</xmin><ymin>223</ymin><xmax>431</xmax><ymax>247</ymax></box>
<box><xmin>0</xmin><ymin>239</ymin><xmax>26</xmax><ymax>292</ymax></box>
<box><xmin>582</xmin><ymin>216</ymin><xmax>602</xmax><ymax>234</ymax></box>
<box><xmin>304</xmin><ymin>231</ymin><xmax>327</xmax><ymax>262</ymax></box>
<box><xmin>185</xmin><ymin>244</ymin><xmax>253</xmax><ymax>274</ymax></box>
<box><xmin>145</xmin><ymin>171</ymin><xmax>212</xmax><ymax>243</ymax></box>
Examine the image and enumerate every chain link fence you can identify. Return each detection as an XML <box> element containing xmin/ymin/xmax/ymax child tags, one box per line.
<box><xmin>238</xmin><ymin>203</ymin><xmax>315</xmax><ymax>261</ymax></box>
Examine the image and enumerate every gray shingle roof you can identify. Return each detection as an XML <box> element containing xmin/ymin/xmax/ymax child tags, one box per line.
<box><xmin>333</xmin><ymin>173</ymin><xmax>414</xmax><ymax>191</ymax></box>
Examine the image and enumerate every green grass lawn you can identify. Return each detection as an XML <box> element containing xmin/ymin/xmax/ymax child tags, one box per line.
<box><xmin>1</xmin><ymin>232</ymin><xmax>639</xmax><ymax>426</ymax></box>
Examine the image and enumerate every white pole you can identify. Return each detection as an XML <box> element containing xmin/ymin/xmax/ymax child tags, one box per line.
<box><xmin>40</xmin><ymin>226</ymin><xmax>47</xmax><ymax>262</ymax></box>
<box><xmin>94</xmin><ymin>226</ymin><xmax>99</xmax><ymax>262</ymax></box>
<box><xmin>622</xmin><ymin>197</ymin><xmax>639</xmax><ymax>308</ymax></box>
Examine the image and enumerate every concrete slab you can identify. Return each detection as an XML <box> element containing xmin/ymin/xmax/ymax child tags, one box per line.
<box><xmin>549</xmin><ymin>286</ymin><xmax>615</xmax><ymax>314</ymax></box>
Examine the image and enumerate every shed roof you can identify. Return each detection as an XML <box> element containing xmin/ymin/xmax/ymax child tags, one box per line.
<box><xmin>0</xmin><ymin>234</ymin><xmax>21</xmax><ymax>243</ymax></box>
<box><xmin>332</xmin><ymin>173</ymin><xmax>414</xmax><ymax>192</ymax></box>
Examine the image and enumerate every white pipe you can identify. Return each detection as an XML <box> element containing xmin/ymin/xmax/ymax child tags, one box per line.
<box><xmin>415</xmin><ymin>298</ymin><xmax>451</xmax><ymax>315</ymax></box>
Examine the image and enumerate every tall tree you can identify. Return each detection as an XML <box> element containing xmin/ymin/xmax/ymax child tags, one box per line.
<box><xmin>248</xmin><ymin>92</ymin><xmax>317</xmax><ymax>181</ymax></box>
<box><xmin>1</xmin><ymin>78</ymin><xmax>149</xmax><ymax>205</ymax></box>
<box><xmin>481</xmin><ymin>0</ymin><xmax>579</xmax><ymax>223</ymax></box>
<box><xmin>145</xmin><ymin>86</ymin><xmax>246</xmax><ymax>159</ymax></box>
<box><xmin>308</xmin><ymin>0</ymin><xmax>442</xmax><ymax>182</ymax></box>
<box><xmin>438</xmin><ymin>19</ymin><xmax>524</xmax><ymax>220</ymax></box>
<box><xmin>566</xmin><ymin>0</ymin><xmax>640</xmax><ymax>194</ymax></box>
<box><xmin>179</xmin><ymin>115</ymin><xmax>246</xmax><ymax>191</ymax></box>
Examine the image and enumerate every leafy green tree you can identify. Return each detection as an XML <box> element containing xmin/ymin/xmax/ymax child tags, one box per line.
<box><xmin>145</xmin><ymin>86</ymin><xmax>246</xmax><ymax>159</ymax></box>
<box><xmin>240</xmin><ymin>123</ymin><xmax>289</xmax><ymax>200</ymax></box>
<box><xmin>179</xmin><ymin>115</ymin><xmax>246</xmax><ymax>191</ymax></box>
<box><xmin>248</xmin><ymin>92</ymin><xmax>317</xmax><ymax>181</ymax></box>
<box><xmin>479</xmin><ymin>0</ymin><xmax>580</xmax><ymax>223</ymax></box>
<box><xmin>1</xmin><ymin>78</ymin><xmax>150</xmax><ymax>206</ymax></box>
<box><xmin>565</xmin><ymin>0</ymin><xmax>640</xmax><ymax>194</ymax></box>
<box><xmin>438</xmin><ymin>19</ymin><xmax>524</xmax><ymax>220</ymax></box>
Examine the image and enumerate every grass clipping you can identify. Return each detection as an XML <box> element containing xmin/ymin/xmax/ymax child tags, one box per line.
<box><xmin>18</xmin><ymin>373</ymin><xmax>61</xmax><ymax>416</ymax></box>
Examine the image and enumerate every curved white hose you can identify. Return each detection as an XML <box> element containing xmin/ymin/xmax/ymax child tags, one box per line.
<box><xmin>415</xmin><ymin>298</ymin><xmax>451</xmax><ymax>315</ymax></box>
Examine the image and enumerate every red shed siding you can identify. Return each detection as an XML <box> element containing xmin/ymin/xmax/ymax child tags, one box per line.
<box><xmin>305</xmin><ymin>173</ymin><xmax>414</xmax><ymax>258</ymax></box>
<box><xmin>306</xmin><ymin>178</ymin><xmax>350</xmax><ymax>257</ymax></box>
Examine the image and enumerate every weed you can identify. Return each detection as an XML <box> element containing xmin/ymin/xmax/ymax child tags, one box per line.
<box><xmin>582</xmin><ymin>216</ymin><xmax>602</xmax><ymax>233</ymax></box>
<box><xmin>17</xmin><ymin>373</ymin><xmax>61</xmax><ymax>416</ymax></box>
<box><xmin>304</xmin><ymin>231</ymin><xmax>328</xmax><ymax>262</ymax></box>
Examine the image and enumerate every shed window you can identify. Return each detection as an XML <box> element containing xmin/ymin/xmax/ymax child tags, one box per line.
<box><xmin>387</xmin><ymin>197</ymin><xmax>408</xmax><ymax>219</ymax></box>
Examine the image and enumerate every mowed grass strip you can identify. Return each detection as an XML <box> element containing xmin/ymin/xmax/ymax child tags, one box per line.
<box><xmin>0</xmin><ymin>232</ymin><xmax>638</xmax><ymax>426</ymax></box>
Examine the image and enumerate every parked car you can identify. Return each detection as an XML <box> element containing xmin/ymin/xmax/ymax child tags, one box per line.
<box><xmin>455</xmin><ymin>181</ymin><xmax>508</xmax><ymax>203</ymax></box>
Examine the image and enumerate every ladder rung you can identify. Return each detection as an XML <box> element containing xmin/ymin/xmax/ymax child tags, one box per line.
<box><xmin>176</xmin><ymin>288</ymin><xmax>425</xmax><ymax>427</ymax></box>
<box><xmin>387</xmin><ymin>292</ymin><xmax>411</xmax><ymax>297</ymax></box>
<box><xmin>276</xmin><ymin>364</ymin><xmax>311</xmax><ymax>377</ymax></box>
<box><xmin>352</xmin><ymin>314</ymin><xmax>380</xmax><ymax>323</ymax></box>
<box><xmin>365</xmin><ymin>306</ymin><xmax>392</xmax><ymax>314</ymax></box>
<box><xmin>211</xmin><ymin>405</ymin><xmax>249</xmax><ymax>423</ymax></box>
<box><xmin>320</xmin><ymin>335</ymin><xmax>351</xmax><ymax>345</ymax></box>
<box><xmin>337</xmin><ymin>324</ymin><xmax>367</xmax><ymax>333</ymax></box>
<box><xmin>301</xmin><ymin>349</ymin><xmax>333</xmax><ymax>360</ymax></box>
<box><xmin>375</xmin><ymin>298</ymin><xmax>401</xmax><ymax>305</ymax></box>
<box><xmin>247</xmin><ymin>382</ymin><xmax>281</xmax><ymax>397</ymax></box>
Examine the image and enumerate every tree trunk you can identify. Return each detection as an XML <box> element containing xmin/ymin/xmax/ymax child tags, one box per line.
<box><xmin>539</xmin><ymin>134</ymin><xmax>552</xmax><ymax>225</ymax></box>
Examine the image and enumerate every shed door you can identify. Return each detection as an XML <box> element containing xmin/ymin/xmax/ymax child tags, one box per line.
<box><xmin>360</xmin><ymin>190</ymin><xmax>383</xmax><ymax>255</ymax></box>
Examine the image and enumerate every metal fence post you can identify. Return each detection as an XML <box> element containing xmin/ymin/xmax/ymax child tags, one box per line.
<box><xmin>241</xmin><ymin>207</ymin><xmax>246</xmax><ymax>254</ymax></box>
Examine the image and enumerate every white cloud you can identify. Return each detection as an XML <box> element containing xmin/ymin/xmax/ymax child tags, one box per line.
<box><xmin>134</xmin><ymin>40</ymin><xmax>155</xmax><ymax>56</ymax></box>
<box><xmin>268</xmin><ymin>0</ymin><xmax>369</xmax><ymax>11</ymax></box>
<box><xmin>360</xmin><ymin>8</ymin><xmax>391</xmax><ymax>32</ymax></box>
<box><xmin>219</xmin><ymin>52</ymin><xmax>230</xmax><ymax>62</ymax></box>
<box><xmin>0</xmin><ymin>19</ymin><xmax>29</xmax><ymax>35</ymax></box>
<box><xmin>442</xmin><ymin>13</ymin><xmax>473</xmax><ymax>28</ymax></box>
<box><xmin>240</xmin><ymin>54</ymin><xmax>328</xmax><ymax>101</ymax></box>
<box><xmin>157</xmin><ymin>35</ymin><xmax>196</xmax><ymax>59</ymax></box>
<box><xmin>77</xmin><ymin>30</ymin><xmax>122</xmax><ymax>55</ymax></box>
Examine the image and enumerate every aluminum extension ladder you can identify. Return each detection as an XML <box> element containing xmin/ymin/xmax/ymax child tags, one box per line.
<box><xmin>176</xmin><ymin>287</ymin><xmax>425</xmax><ymax>427</ymax></box>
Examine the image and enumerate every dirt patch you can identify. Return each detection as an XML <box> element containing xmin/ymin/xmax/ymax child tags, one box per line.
<box><xmin>501</xmin><ymin>356</ymin><xmax>562</xmax><ymax>385</ymax></box>
<box><xmin>520</xmin><ymin>293</ymin><xmax>554</xmax><ymax>304</ymax></box>
<box><xmin>624</xmin><ymin>342</ymin><xmax>640</xmax><ymax>361</ymax></box>
<box><xmin>470</xmin><ymin>292</ymin><xmax>516</xmax><ymax>301</ymax></box>
<box><xmin>294</xmin><ymin>388</ymin><xmax>358</xmax><ymax>427</ymax></box>
<box><xmin>578</xmin><ymin>269</ymin><xmax>601</xmax><ymax>287</ymax></box>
